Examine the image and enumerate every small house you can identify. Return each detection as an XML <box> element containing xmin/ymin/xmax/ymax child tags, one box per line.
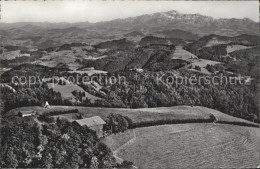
<box><xmin>44</xmin><ymin>101</ymin><xmax>51</xmax><ymax>108</ymax></box>
<box><xmin>18</xmin><ymin>111</ymin><xmax>36</xmax><ymax>117</ymax></box>
<box><xmin>81</xmin><ymin>67</ymin><xmax>95</xmax><ymax>71</ymax></box>
<box><xmin>74</xmin><ymin>116</ymin><xmax>106</xmax><ymax>137</ymax></box>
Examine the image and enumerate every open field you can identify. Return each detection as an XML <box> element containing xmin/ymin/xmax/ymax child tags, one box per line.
<box><xmin>47</xmin><ymin>83</ymin><xmax>101</xmax><ymax>102</ymax></box>
<box><xmin>191</xmin><ymin>59</ymin><xmax>220</xmax><ymax>67</ymax></box>
<box><xmin>172</xmin><ymin>46</ymin><xmax>198</xmax><ymax>60</ymax></box>
<box><xmin>1</xmin><ymin>50</ymin><xmax>31</xmax><ymax>60</ymax></box>
<box><xmin>171</xmin><ymin>46</ymin><xmax>221</xmax><ymax>74</ymax></box>
<box><xmin>227</xmin><ymin>45</ymin><xmax>253</xmax><ymax>53</ymax></box>
<box><xmin>205</xmin><ymin>39</ymin><xmax>231</xmax><ymax>47</ymax></box>
<box><xmin>187</xmin><ymin>59</ymin><xmax>221</xmax><ymax>74</ymax></box>
<box><xmin>6</xmin><ymin>106</ymin><xmax>258</xmax><ymax>127</ymax></box>
<box><xmin>67</xmin><ymin>69</ymin><xmax>107</xmax><ymax>76</ymax></box>
<box><xmin>107</xmin><ymin>123</ymin><xmax>260</xmax><ymax>168</ymax></box>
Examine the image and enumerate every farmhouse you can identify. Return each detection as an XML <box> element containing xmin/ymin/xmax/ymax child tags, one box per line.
<box><xmin>130</xmin><ymin>67</ymin><xmax>144</xmax><ymax>72</ymax></box>
<box><xmin>74</xmin><ymin>116</ymin><xmax>106</xmax><ymax>137</ymax></box>
<box><xmin>18</xmin><ymin>111</ymin><xmax>36</xmax><ymax>117</ymax></box>
<box><xmin>81</xmin><ymin>67</ymin><xmax>95</xmax><ymax>71</ymax></box>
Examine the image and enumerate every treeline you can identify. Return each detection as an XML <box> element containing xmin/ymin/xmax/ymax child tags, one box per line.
<box><xmin>217</xmin><ymin>121</ymin><xmax>259</xmax><ymax>128</ymax></box>
<box><xmin>94</xmin><ymin>38</ymin><xmax>135</xmax><ymax>50</ymax></box>
<box><xmin>57</xmin><ymin>42</ymin><xmax>87</xmax><ymax>51</ymax></box>
<box><xmin>1</xmin><ymin>83</ymin><xmax>63</xmax><ymax>113</ymax></box>
<box><xmin>139</xmin><ymin>36</ymin><xmax>170</xmax><ymax>46</ymax></box>
<box><xmin>99</xmin><ymin>70</ymin><xmax>259</xmax><ymax>123</ymax></box>
<box><xmin>45</xmin><ymin>109</ymin><xmax>79</xmax><ymax>116</ymax></box>
<box><xmin>129</xmin><ymin>118</ymin><xmax>215</xmax><ymax>129</ymax></box>
<box><xmin>106</xmin><ymin>113</ymin><xmax>259</xmax><ymax>129</ymax></box>
<box><xmin>0</xmin><ymin>64</ymin><xmax>62</xmax><ymax>83</ymax></box>
<box><xmin>184</xmin><ymin>44</ymin><xmax>228</xmax><ymax>62</ymax></box>
<box><xmin>104</xmin><ymin>113</ymin><xmax>133</xmax><ymax>134</ymax></box>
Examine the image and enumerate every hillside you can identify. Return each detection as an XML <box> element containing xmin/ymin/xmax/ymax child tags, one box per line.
<box><xmin>82</xmin><ymin>44</ymin><xmax>188</xmax><ymax>72</ymax></box>
<box><xmin>0</xmin><ymin>64</ymin><xmax>59</xmax><ymax>83</ymax></box>
<box><xmin>124</xmin><ymin>31</ymin><xmax>144</xmax><ymax>37</ymax></box>
<box><xmin>227</xmin><ymin>47</ymin><xmax>260</xmax><ymax>78</ymax></box>
<box><xmin>158</xmin><ymin>29</ymin><xmax>200</xmax><ymax>40</ymax></box>
<box><xmin>94</xmin><ymin>39</ymin><xmax>135</xmax><ymax>50</ymax></box>
<box><xmin>183</xmin><ymin>34</ymin><xmax>259</xmax><ymax>63</ymax></box>
<box><xmin>1</xmin><ymin>114</ymin><xmax>118</xmax><ymax>168</ymax></box>
<box><xmin>185</xmin><ymin>34</ymin><xmax>258</xmax><ymax>52</ymax></box>
<box><xmin>105</xmin><ymin>123</ymin><xmax>260</xmax><ymax>168</ymax></box>
<box><xmin>1</xmin><ymin>5</ymin><xmax>259</xmax><ymax>169</ymax></box>
<box><xmin>46</xmin><ymin>83</ymin><xmax>101</xmax><ymax>103</ymax></box>
<box><xmin>6</xmin><ymin>106</ymin><xmax>259</xmax><ymax>127</ymax></box>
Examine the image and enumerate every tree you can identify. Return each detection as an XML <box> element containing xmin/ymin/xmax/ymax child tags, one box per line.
<box><xmin>90</xmin><ymin>156</ymin><xmax>99</xmax><ymax>168</ymax></box>
<box><xmin>105</xmin><ymin>113</ymin><xmax>131</xmax><ymax>133</ymax></box>
<box><xmin>194</xmin><ymin>65</ymin><xmax>201</xmax><ymax>71</ymax></box>
<box><xmin>118</xmin><ymin>160</ymin><xmax>134</xmax><ymax>168</ymax></box>
<box><xmin>40</xmin><ymin>152</ymin><xmax>53</xmax><ymax>169</ymax></box>
<box><xmin>4</xmin><ymin>147</ymin><xmax>18</xmax><ymax>168</ymax></box>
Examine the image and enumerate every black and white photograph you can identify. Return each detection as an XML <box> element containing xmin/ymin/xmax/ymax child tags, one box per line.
<box><xmin>0</xmin><ymin>0</ymin><xmax>259</xmax><ymax>168</ymax></box>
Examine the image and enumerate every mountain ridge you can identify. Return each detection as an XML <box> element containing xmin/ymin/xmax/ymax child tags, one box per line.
<box><xmin>0</xmin><ymin>10</ymin><xmax>258</xmax><ymax>36</ymax></box>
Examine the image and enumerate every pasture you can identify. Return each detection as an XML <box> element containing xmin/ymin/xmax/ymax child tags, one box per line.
<box><xmin>172</xmin><ymin>46</ymin><xmax>198</xmax><ymax>60</ymax></box>
<box><xmin>108</xmin><ymin>123</ymin><xmax>260</xmax><ymax>168</ymax></box>
<box><xmin>1</xmin><ymin>50</ymin><xmax>30</xmax><ymax>60</ymax></box>
<box><xmin>227</xmin><ymin>45</ymin><xmax>252</xmax><ymax>53</ymax></box>
<box><xmin>47</xmin><ymin>83</ymin><xmax>101</xmax><ymax>102</ymax></box>
<box><xmin>205</xmin><ymin>39</ymin><xmax>231</xmax><ymax>47</ymax></box>
<box><xmin>67</xmin><ymin>69</ymin><xmax>107</xmax><ymax>76</ymax></box>
<box><xmin>171</xmin><ymin>46</ymin><xmax>221</xmax><ymax>74</ymax></box>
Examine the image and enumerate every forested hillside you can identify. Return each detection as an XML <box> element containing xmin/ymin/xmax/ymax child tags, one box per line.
<box><xmin>0</xmin><ymin>116</ymin><xmax>118</xmax><ymax>168</ymax></box>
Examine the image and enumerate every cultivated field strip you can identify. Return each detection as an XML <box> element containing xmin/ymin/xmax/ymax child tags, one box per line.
<box><xmin>116</xmin><ymin>124</ymin><xmax>260</xmax><ymax>168</ymax></box>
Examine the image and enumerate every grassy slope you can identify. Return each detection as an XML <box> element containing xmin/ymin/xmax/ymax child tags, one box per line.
<box><xmin>172</xmin><ymin>46</ymin><xmax>221</xmax><ymax>74</ymax></box>
<box><xmin>226</xmin><ymin>45</ymin><xmax>253</xmax><ymax>53</ymax></box>
<box><xmin>172</xmin><ymin>46</ymin><xmax>198</xmax><ymax>60</ymax></box>
<box><xmin>102</xmin><ymin>130</ymin><xmax>135</xmax><ymax>151</ymax></box>
<box><xmin>6</xmin><ymin>106</ymin><xmax>258</xmax><ymax>127</ymax></box>
<box><xmin>47</xmin><ymin>83</ymin><xmax>101</xmax><ymax>102</ymax></box>
<box><xmin>108</xmin><ymin>123</ymin><xmax>260</xmax><ymax>168</ymax></box>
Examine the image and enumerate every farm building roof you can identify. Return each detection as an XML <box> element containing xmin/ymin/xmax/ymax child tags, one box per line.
<box><xmin>75</xmin><ymin>116</ymin><xmax>106</xmax><ymax>127</ymax></box>
<box><xmin>19</xmin><ymin>110</ymin><xmax>35</xmax><ymax>115</ymax></box>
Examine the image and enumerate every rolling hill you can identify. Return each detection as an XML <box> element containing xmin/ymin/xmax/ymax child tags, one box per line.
<box><xmin>5</xmin><ymin>105</ymin><xmax>260</xmax><ymax>168</ymax></box>
<box><xmin>185</xmin><ymin>34</ymin><xmax>259</xmax><ymax>51</ymax></box>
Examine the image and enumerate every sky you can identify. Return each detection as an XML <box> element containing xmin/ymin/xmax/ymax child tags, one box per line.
<box><xmin>1</xmin><ymin>1</ymin><xmax>259</xmax><ymax>23</ymax></box>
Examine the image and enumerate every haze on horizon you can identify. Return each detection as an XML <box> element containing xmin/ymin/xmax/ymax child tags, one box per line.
<box><xmin>1</xmin><ymin>1</ymin><xmax>259</xmax><ymax>23</ymax></box>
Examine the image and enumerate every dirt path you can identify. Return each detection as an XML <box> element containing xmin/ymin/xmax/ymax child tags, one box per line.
<box><xmin>114</xmin><ymin>129</ymin><xmax>136</xmax><ymax>154</ymax></box>
<box><xmin>34</xmin><ymin>117</ymin><xmax>44</xmax><ymax>130</ymax></box>
<box><xmin>113</xmin><ymin>129</ymin><xmax>138</xmax><ymax>168</ymax></box>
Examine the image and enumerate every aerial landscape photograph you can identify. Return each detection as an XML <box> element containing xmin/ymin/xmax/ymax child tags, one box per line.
<box><xmin>0</xmin><ymin>0</ymin><xmax>259</xmax><ymax>168</ymax></box>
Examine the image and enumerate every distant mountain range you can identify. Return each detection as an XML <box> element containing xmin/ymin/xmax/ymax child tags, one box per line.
<box><xmin>0</xmin><ymin>10</ymin><xmax>258</xmax><ymax>48</ymax></box>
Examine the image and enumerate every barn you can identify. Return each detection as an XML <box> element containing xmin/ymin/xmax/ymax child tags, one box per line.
<box><xmin>74</xmin><ymin>116</ymin><xmax>106</xmax><ymax>137</ymax></box>
<box><xmin>18</xmin><ymin>111</ymin><xmax>36</xmax><ymax>117</ymax></box>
